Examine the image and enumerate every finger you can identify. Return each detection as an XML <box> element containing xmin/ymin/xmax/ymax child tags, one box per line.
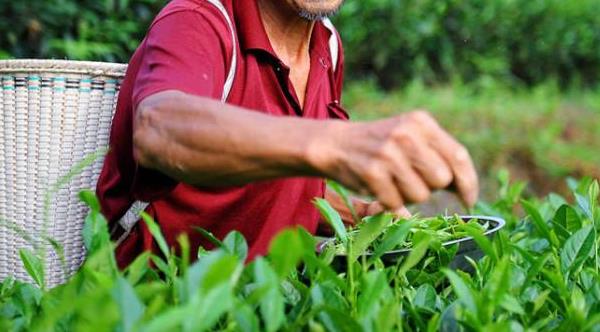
<box><xmin>399</xmin><ymin>135</ymin><xmax>453</xmax><ymax>189</ymax></box>
<box><xmin>365</xmin><ymin>201</ymin><xmax>385</xmax><ymax>216</ymax></box>
<box><xmin>393</xmin><ymin>206</ymin><xmax>412</xmax><ymax>218</ymax></box>
<box><xmin>426</xmin><ymin>128</ymin><xmax>479</xmax><ymax>206</ymax></box>
<box><xmin>363</xmin><ymin>164</ymin><xmax>404</xmax><ymax>211</ymax></box>
<box><xmin>380</xmin><ymin>143</ymin><xmax>431</xmax><ymax>203</ymax></box>
<box><xmin>365</xmin><ymin>201</ymin><xmax>411</xmax><ymax>219</ymax></box>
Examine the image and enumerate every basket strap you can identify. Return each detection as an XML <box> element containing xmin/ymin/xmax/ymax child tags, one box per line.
<box><xmin>207</xmin><ymin>0</ymin><xmax>237</xmax><ymax>102</ymax></box>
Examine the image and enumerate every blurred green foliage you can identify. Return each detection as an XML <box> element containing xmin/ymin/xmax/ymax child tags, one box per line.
<box><xmin>0</xmin><ymin>0</ymin><xmax>166</xmax><ymax>62</ymax></box>
<box><xmin>335</xmin><ymin>0</ymin><xmax>600</xmax><ymax>89</ymax></box>
<box><xmin>2</xmin><ymin>0</ymin><xmax>600</xmax><ymax>89</ymax></box>
<box><xmin>344</xmin><ymin>80</ymin><xmax>600</xmax><ymax>198</ymax></box>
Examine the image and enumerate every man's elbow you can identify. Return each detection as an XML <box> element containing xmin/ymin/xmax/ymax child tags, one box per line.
<box><xmin>133</xmin><ymin>97</ymin><xmax>166</xmax><ymax>170</ymax></box>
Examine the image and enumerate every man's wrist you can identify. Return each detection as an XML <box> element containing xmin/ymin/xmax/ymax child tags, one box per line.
<box><xmin>302</xmin><ymin>119</ymin><xmax>348</xmax><ymax>178</ymax></box>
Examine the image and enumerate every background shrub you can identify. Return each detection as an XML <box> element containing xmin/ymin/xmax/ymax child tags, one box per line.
<box><xmin>2</xmin><ymin>0</ymin><xmax>600</xmax><ymax>89</ymax></box>
<box><xmin>335</xmin><ymin>0</ymin><xmax>600</xmax><ymax>89</ymax></box>
<box><xmin>0</xmin><ymin>0</ymin><xmax>166</xmax><ymax>62</ymax></box>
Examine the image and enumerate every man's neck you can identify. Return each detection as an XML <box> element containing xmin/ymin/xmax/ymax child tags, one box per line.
<box><xmin>257</xmin><ymin>0</ymin><xmax>314</xmax><ymax>66</ymax></box>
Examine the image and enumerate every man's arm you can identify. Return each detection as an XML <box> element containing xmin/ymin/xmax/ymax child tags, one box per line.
<box><xmin>134</xmin><ymin>91</ymin><xmax>479</xmax><ymax>211</ymax></box>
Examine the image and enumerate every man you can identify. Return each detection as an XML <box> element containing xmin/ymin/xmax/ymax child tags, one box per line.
<box><xmin>96</xmin><ymin>0</ymin><xmax>478</xmax><ymax>268</ymax></box>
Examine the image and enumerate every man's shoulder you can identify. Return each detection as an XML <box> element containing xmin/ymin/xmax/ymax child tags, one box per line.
<box><xmin>150</xmin><ymin>0</ymin><xmax>230</xmax><ymax>31</ymax></box>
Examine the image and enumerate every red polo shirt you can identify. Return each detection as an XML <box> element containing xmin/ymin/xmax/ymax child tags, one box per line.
<box><xmin>96</xmin><ymin>0</ymin><xmax>348</xmax><ymax>268</ymax></box>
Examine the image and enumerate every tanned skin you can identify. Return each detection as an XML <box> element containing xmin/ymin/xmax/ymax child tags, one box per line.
<box><xmin>133</xmin><ymin>0</ymin><xmax>479</xmax><ymax>225</ymax></box>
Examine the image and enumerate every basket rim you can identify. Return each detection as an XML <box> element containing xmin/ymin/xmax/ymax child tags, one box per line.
<box><xmin>0</xmin><ymin>59</ymin><xmax>127</xmax><ymax>77</ymax></box>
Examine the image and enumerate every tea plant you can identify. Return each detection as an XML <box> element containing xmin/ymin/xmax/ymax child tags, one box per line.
<box><xmin>0</xmin><ymin>176</ymin><xmax>599</xmax><ymax>331</ymax></box>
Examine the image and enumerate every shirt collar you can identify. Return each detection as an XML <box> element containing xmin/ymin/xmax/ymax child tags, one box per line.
<box><xmin>233</xmin><ymin>0</ymin><xmax>333</xmax><ymax>62</ymax></box>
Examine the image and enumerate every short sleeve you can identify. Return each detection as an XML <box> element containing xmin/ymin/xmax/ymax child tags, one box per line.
<box><xmin>132</xmin><ymin>8</ymin><xmax>233</xmax><ymax>109</ymax></box>
<box><xmin>129</xmin><ymin>7</ymin><xmax>233</xmax><ymax>202</ymax></box>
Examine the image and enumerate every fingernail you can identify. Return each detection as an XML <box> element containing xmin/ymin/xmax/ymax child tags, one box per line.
<box><xmin>394</xmin><ymin>206</ymin><xmax>412</xmax><ymax>218</ymax></box>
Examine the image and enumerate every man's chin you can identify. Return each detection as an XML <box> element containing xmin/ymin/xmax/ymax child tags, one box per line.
<box><xmin>294</xmin><ymin>0</ymin><xmax>344</xmax><ymax>21</ymax></box>
<box><xmin>297</xmin><ymin>9</ymin><xmax>337</xmax><ymax>21</ymax></box>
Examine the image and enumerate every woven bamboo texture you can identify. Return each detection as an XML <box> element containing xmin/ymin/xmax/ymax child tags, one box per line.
<box><xmin>0</xmin><ymin>60</ymin><xmax>126</xmax><ymax>286</ymax></box>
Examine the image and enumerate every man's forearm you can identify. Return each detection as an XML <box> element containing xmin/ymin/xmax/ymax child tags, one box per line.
<box><xmin>133</xmin><ymin>90</ymin><xmax>340</xmax><ymax>186</ymax></box>
<box><xmin>134</xmin><ymin>90</ymin><xmax>479</xmax><ymax>210</ymax></box>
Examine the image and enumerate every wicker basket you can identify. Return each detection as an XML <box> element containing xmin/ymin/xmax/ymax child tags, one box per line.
<box><xmin>0</xmin><ymin>60</ymin><xmax>126</xmax><ymax>286</ymax></box>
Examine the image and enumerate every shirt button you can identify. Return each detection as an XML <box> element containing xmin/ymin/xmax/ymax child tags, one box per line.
<box><xmin>319</xmin><ymin>57</ymin><xmax>328</xmax><ymax>68</ymax></box>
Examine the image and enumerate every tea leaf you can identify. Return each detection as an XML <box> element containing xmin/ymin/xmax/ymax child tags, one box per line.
<box><xmin>552</xmin><ymin>205</ymin><xmax>581</xmax><ymax>239</ymax></box>
<box><xmin>141</xmin><ymin>212</ymin><xmax>170</xmax><ymax>260</ymax></box>
<box><xmin>19</xmin><ymin>249</ymin><xmax>45</xmax><ymax>289</ymax></box>
<box><xmin>371</xmin><ymin>219</ymin><xmax>414</xmax><ymax>261</ymax></box>
<box><xmin>522</xmin><ymin>200</ymin><xmax>559</xmax><ymax>247</ymax></box>
<box><xmin>357</xmin><ymin>270</ymin><xmax>388</xmax><ymax>318</ymax></box>
<box><xmin>125</xmin><ymin>251</ymin><xmax>151</xmax><ymax>285</ymax></box>
<box><xmin>223</xmin><ymin>231</ymin><xmax>248</xmax><ymax>262</ymax></box>
<box><xmin>443</xmin><ymin>269</ymin><xmax>477</xmax><ymax>313</ymax></box>
<box><xmin>268</xmin><ymin>229</ymin><xmax>305</xmax><ymax>277</ymax></box>
<box><xmin>327</xmin><ymin>180</ymin><xmax>359</xmax><ymax>224</ymax></box>
<box><xmin>560</xmin><ymin>225</ymin><xmax>594</xmax><ymax>275</ymax></box>
<box><xmin>414</xmin><ymin>284</ymin><xmax>437</xmax><ymax>312</ymax></box>
<box><xmin>461</xmin><ymin>222</ymin><xmax>497</xmax><ymax>262</ymax></box>
<box><xmin>399</xmin><ymin>232</ymin><xmax>432</xmax><ymax>275</ymax></box>
<box><xmin>194</xmin><ymin>227</ymin><xmax>224</xmax><ymax>248</ymax></box>
<box><xmin>112</xmin><ymin>276</ymin><xmax>144</xmax><ymax>332</ymax></box>
<box><xmin>233</xmin><ymin>303</ymin><xmax>260</xmax><ymax>332</ymax></box>
<box><xmin>350</xmin><ymin>213</ymin><xmax>393</xmax><ymax>261</ymax></box>
<box><xmin>254</xmin><ymin>258</ymin><xmax>285</xmax><ymax>332</ymax></box>
<box><xmin>314</xmin><ymin>198</ymin><xmax>347</xmax><ymax>244</ymax></box>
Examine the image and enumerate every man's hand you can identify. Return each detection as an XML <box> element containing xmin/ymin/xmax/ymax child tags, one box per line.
<box><xmin>309</xmin><ymin>111</ymin><xmax>479</xmax><ymax>212</ymax></box>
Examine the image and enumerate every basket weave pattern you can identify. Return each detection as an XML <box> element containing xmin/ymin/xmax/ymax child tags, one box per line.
<box><xmin>0</xmin><ymin>60</ymin><xmax>126</xmax><ymax>286</ymax></box>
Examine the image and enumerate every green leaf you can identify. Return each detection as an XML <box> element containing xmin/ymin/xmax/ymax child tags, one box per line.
<box><xmin>443</xmin><ymin>269</ymin><xmax>477</xmax><ymax>313</ymax></box>
<box><xmin>194</xmin><ymin>227</ymin><xmax>224</xmax><ymax>249</ymax></box>
<box><xmin>588</xmin><ymin>180</ymin><xmax>599</xmax><ymax>221</ymax></box>
<box><xmin>350</xmin><ymin>213</ymin><xmax>393</xmax><ymax>261</ymax></box>
<box><xmin>185</xmin><ymin>283</ymin><xmax>235</xmax><ymax>332</ymax></box>
<box><xmin>327</xmin><ymin>180</ymin><xmax>359</xmax><ymax>224</ymax></box>
<box><xmin>398</xmin><ymin>232</ymin><xmax>432</xmax><ymax>275</ymax></box>
<box><xmin>142</xmin><ymin>306</ymin><xmax>189</xmax><ymax>332</ymax></box>
<box><xmin>371</xmin><ymin>219</ymin><xmax>414</xmax><ymax>261</ymax></box>
<box><xmin>522</xmin><ymin>200</ymin><xmax>559</xmax><ymax>247</ymax></box>
<box><xmin>560</xmin><ymin>225</ymin><xmax>595</xmax><ymax>275</ymax></box>
<box><xmin>223</xmin><ymin>231</ymin><xmax>248</xmax><ymax>261</ymax></box>
<box><xmin>254</xmin><ymin>258</ymin><xmax>285</xmax><ymax>332</ymax></box>
<box><xmin>141</xmin><ymin>212</ymin><xmax>170</xmax><ymax>260</ymax></box>
<box><xmin>484</xmin><ymin>258</ymin><xmax>511</xmax><ymax>306</ymax></box>
<box><xmin>500</xmin><ymin>295</ymin><xmax>525</xmax><ymax>315</ymax></box>
<box><xmin>314</xmin><ymin>198</ymin><xmax>347</xmax><ymax>244</ymax></box>
<box><xmin>233</xmin><ymin>303</ymin><xmax>260</xmax><ymax>332</ymax></box>
<box><xmin>78</xmin><ymin>189</ymin><xmax>101</xmax><ymax>212</ymax></box>
<box><xmin>125</xmin><ymin>251</ymin><xmax>151</xmax><ymax>285</ymax></box>
<box><xmin>357</xmin><ymin>270</ymin><xmax>389</xmax><ymax>318</ymax></box>
<box><xmin>311</xmin><ymin>285</ymin><xmax>360</xmax><ymax>332</ymax></box>
<box><xmin>18</xmin><ymin>249</ymin><xmax>45</xmax><ymax>289</ymax></box>
<box><xmin>268</xmin><ymin>229</ymin><xmax>305</xmax><ymax>277</ymax></box>
<box><xmin>82</xmin><ymin>207</ymin><xmax>110</xmax><ymax>253</ymax></box>
<box><xmin>552</xmin><ymin>205</ymin><xmax>581</xmax><ymax>237</ymax></box>
<box><xmin>414</xmin><ymin>284</ymin><xmax>437</xmax><ymax>312</ymax></box>
<box><xmin>112</xmin><ymin>276</ymin><xmax>145</xmax><ymax>332</ymax></box>
<box><xmin>461</xmin><ymin>222</ymin><xmax>497</xmax><ymax>262</ymax></box>
<box><xmin>575</xmin><ymin>193</ymin><xmax>594</xmax><ymax>222</ymax></box>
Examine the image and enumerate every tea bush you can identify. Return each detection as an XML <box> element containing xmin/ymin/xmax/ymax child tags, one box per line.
<box><xmin>0</xmin><ymin>175</ymin><xmax>599</xmax><ymax>331</ymax></box>
<box><xmin>2</xmin><ymin>0</ymin><xmax>600</xmax><ymax>89</ymax></box>
<box><xmin>335</xmin><ymin>0</ymin><xmax>600</xmax><ymax>89</ymax></box>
